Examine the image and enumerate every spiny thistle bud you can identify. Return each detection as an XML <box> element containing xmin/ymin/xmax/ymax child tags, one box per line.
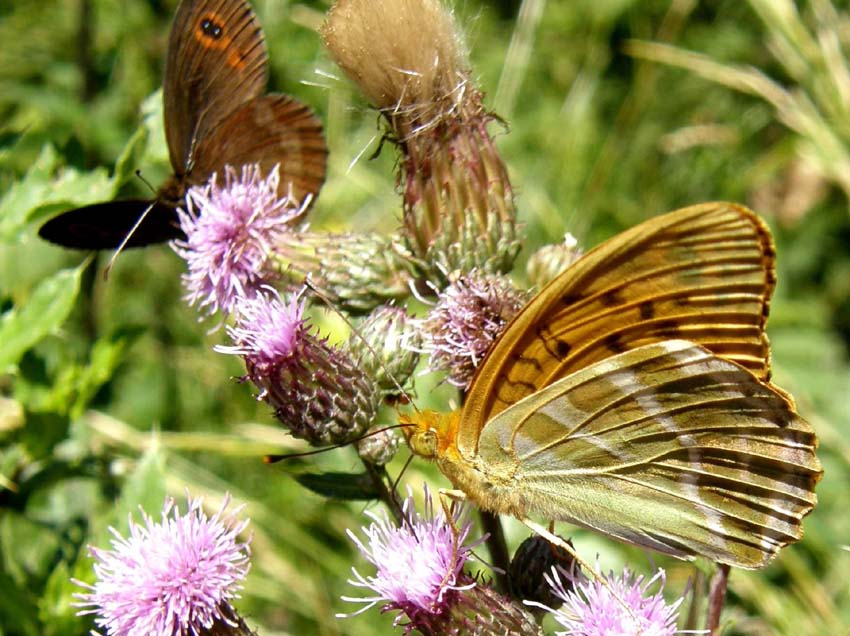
<box><xmin>509</xmin><ymin>534</ymin><xmax>577</xmax><ymax>613</ymax></box>
<box><xmin>217</xmin><ymin>288</ymin><xmax>381</xmax><ymax>446</ymax></box>
<box><xmin>347</xmin><ymin>305</ymin><xmax>421</xmax><ymax>396</ymax></box>
<box><xmin>274</xmin><ymin>231</ymin><xmax>416</xmax><ymax>314</ymax></box>
<box><xmin>525</xmin><ymin>232</ymin><xmax>584</xmax><ymax>290</ymax></box>
<box><xmin>322</xmin><ymin>0</ymin><xmax>520</xmax><ymax>284</ymax></box>
<box><xmin>356</xmin><ymin>425</ymin><xmax>401</xmax><ymax>466</ymax></box>
<box><xmin>423</xmin><ymin>270</ymin><xmax>526</xmax><ymax>389</ymax></box>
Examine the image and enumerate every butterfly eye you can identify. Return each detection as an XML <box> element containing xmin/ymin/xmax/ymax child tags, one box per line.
<box><xmin>409</xmin><ymin>429</ymin><xmax>438</xmax><ymax>459</ymax></box>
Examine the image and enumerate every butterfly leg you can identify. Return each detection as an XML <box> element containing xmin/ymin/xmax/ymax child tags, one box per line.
<box><xmin>434</xmin><ymin>488</ymin><xmax>470</xmax><ymax>590</ymax></box>
<box><xmin>436</xmin><ymin>488</ymin><xmax>468</xmax><ymax>540</ymax></box>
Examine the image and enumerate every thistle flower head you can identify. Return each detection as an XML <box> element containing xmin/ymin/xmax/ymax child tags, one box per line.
<box><xmin>172</xmin><ymin>163</ymin><xmax>308</xmax><ymax>318</ymax></box>
<box><xmin>217</xmin><ymin>286</ymin><xmax>308</xmax><ymax>376</ymax></box>
<box><xmin>341</xmin><ymin>488</ymin><xmax>543</xmax><ymax>635</ymax></box>
<box><xmin>73</xmin><ymin>494</ymin><xmax>251</xmax><ymax>636</ymax></box>
<box><xmin>347</xmin><ymin>304</ymin><xmax>421</xmax><ymax>396</ymax></box>
<box><xmin>423</xmin><ymin>271</ymin><xmax>526</xmax><ymax>388</ymax></box>
<box><xmin>217</xmin><ymin>287</ymin><xmax>381</xmax><ymax>445</ymax></box>
<box><xmin>322</xmin><ymin>0</ymin><xmax>470</xmax><ymax>119</ymax></box>
<box><xmin>322</xmin><ymin>0</ymin><xmax>520</xmax><ymax>282</ymax></box>
<box><xmin>531</xmin><ymin>567</ymin><xmax>686</xmax><ymax>636</ymax></box>
<box><xmin>341</xmin><ymin>487</ymin><xmax>478</xmax><ymax>621</ymax></box>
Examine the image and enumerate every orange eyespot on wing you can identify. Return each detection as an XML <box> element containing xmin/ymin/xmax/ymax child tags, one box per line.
<box><xmin>193</xmin><ymin>12</ymin><xmax>251</xmax><ymax>69</ymax></box>
<box><xmin>165</xmin><ymin>0</ymin><xmax>269</xmax><ymax>174</ymax></box>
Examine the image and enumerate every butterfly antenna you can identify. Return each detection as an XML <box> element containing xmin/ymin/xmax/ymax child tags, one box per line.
<box><xmin>391</xmin><ymin>453</ymin><xmax>413</xmax><ymax>496</ymax></box>
<box><xmin>302</xmin><ymin>276</ymin><xmax>420</xmax><ymax>413</ymax></box>
<box><xmin>103</xmin><ymin>200</ymin><xmax>157</xmax><ymax>280</ymax></box>
<box><xmin>135</xmin><ymin>169</ymin><xmax>156</xmax><ymax>193</ymax></box>
<box><xmin>103</xmin><ymin>170</ymin><xmax>159</xmax><ymax>280</ymax></box>
<box><xmin>264</xmin><ymin>423</ymin><xmax>410</xmax><ymax>463</ymax></box>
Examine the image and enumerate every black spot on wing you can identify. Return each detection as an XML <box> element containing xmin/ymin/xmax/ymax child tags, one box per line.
<box><xmin>604</xmin><ymin>333</ymin><xmax>626</xmax><ymax>354</ymax></box>
<box><xmin>562</xmin><ymin>293</ymin><xmax>583</xmax><ymax>306</ymax></box>
<box><xmin>602</xmin><ymin>289</ymin><xmax>621</xmax><ymax>307</ymax></box>
<box><xmin>556</xmin><ymin>339</ymin><xmax>571</xmax><ymax>358</ymax></box>
<box><xmin>639</xmin><ymin>301</ymin><xmax>655</xmax><ymax>320</ymax></box>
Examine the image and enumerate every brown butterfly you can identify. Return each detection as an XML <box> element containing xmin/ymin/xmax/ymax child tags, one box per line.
<box><xmin>38</xmin><ymin>0</ymin><xmax>327</xmax><ymax>249</ymax></box>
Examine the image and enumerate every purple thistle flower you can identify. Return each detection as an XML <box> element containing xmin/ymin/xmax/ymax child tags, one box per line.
<box><xmin>216</xmin><ymin>286</ymin><xmax>308</xmax><ymax>377</ymax></box>
<box><xmin>531</xmin><ymin>566</ymin><xmax>686</xmax><ymax>636</ymax></box>
<box><xmin>422</xmin><ymin>270</ymin><xmax>525</xmax><ymax>388</ymax></box>
<box><xmin>73</xmin><ymin>494</ymin><xmax>251</xmax><ymax>636</ymax></box>
<box><xmin>340</xmin><ymin>487</ymin><xmax>479</xmax><ymax>623</ymax></box>
<box><xmin>172</xmin><ymin>163</ymin><xmax>309</xmax><ymax>319</ymax></box>
<box><xmin>339</xmin><ymin>488</ymin><xmax>543</xmax><ymax>635</ymax></box>
<box><xmin>216</xmin><ymin>287</ymin><xmax>380</xmax><ymax>445</ymax></box>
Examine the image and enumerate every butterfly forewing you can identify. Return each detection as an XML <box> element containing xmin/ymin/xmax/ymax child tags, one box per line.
<box><xmin>37</xmin><ymin>200</ymin><xmax>184</xmax><ymax>249</ymax></box>
<box><xmin>460</xmin><ymin>203</ymin><xmax>777</xmax><ymax>453</ymax></box>
<box><xmin>191</xmin><ymin>95</ymin><xmax>328</xmax><ymax>203</ymax></box>
<box><xmin>164</xmin><ymin>0</ymin><xmax>269</xmax><ymax>174</ymax></box>
<box><xmin>472</xmin><ymin>340</ymin><xmax>820</xmax><ymax>569</ymax></box>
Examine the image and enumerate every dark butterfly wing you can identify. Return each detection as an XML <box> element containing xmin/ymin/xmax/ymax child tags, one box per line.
<box><xmin>37</xmin><ymin>200</ymin><xmax>184</xmax><ymax>249</ymax></box>
<box><xmin>164</xmin><ymin>0</ymin><xmax>268</xmax><ymax>174</ymax></box>
<box><xmin>190</xmin><ymin>94</ymin><xmax>328</xmax><ymax>203</ymax></box>
<box><xmin>39</xmin><ymin>1</ymin><xmax>320</xmax><ymax>250</ymax></box>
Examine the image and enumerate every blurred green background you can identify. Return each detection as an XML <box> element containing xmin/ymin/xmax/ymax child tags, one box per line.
<box><xmin>1</xmin><ymin>0</ymin><xmax>849</xmax><ymax>634</ymax></box>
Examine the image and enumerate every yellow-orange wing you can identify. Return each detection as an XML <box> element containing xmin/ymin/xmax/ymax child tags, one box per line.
<box><xmin>460</xmin><ymin>202</ymin><xmax>777</xmax><ymax>454</ymax></box>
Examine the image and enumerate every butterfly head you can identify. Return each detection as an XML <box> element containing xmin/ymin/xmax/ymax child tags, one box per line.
<box><xmin>399</xmin><ymin>410</ymin><xmax>461</xmax><ymax>461</ymax></box>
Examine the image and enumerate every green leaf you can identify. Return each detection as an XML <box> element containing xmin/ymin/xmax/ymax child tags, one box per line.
<box><xmin>0</xmin><ymin>510</ymin><xmax>62</xmax><ymax>585</ymax></box>
<box><xmin>0</xmin><ymin>144</ymin><xmax>112</xmax><ymax>239</ymax></box>
<box><xmin>294</xmin><ymin>471</ymin><xmax>380</xmax><ymax>501</ymax></box>
<box><xmin>0</xmin><ymin>265</ymin><xmax>84</xmax><ymax>373</ymax></box>
<box><xmin>115</xmin><ymin>444</ymin><xmax>168</xmax><ymax>523</ymax></box>
<box><xmin>0</xmin><ymin>568</ymin><xmax>39</xmax><ymax>636</ymax></box>
<box><xmin>38</xmin><ymin>561</ymin><xmax>81</xmax><ymax>636</ymax></box>
<box><xmin>140</xmin><ymin>89</ymin><xmax>168</xmax><ymax>166</ymax></box>
<box><xmin>113</xmin><ymin>123</ymin><xmax>150</xmax><ymax>188</ymax></box>
<box><xmin>19</xmin><ymin>412</ymin><xmax>68</xmax><ymax>459</ymax></box>
<box><xmin>15</xmin><ymin>327</ymin><xmax>140</xmax><ymax>417</ymax></box>
<box><xmin>69</xmin><ymin>333</ymin><xmax>133</xmax><ymax>420</ymax></box>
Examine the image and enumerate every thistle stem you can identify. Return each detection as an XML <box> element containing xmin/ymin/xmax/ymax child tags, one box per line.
<box><xmin>364</xmin><ymin>461</ymin><xmax>404</xmax><ymax>526</ymax></box>
<box><xmin>683</xmin><ymin>567</ymin><xmax>704</xmax><ymax>632</ymax></box>
<box><xmin>478</xmin><ymin>510</ymin><xmax>510</xmax><ymax>592</ymax></box>
<box><xmin>706</xmin><ymin>563</ymin><xmax>730</xmax><ymax>635</ymax></box>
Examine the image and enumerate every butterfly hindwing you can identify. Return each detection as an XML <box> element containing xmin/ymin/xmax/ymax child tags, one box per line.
<box><xmin>191</xmin><ymin>94</ymin><xmax>328</xmax><ymax>203</ymax></box>
<box><xmin>474</xmin><ymin>340</ymin><xmax>820</xmax><ymax>568</ymax></box>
